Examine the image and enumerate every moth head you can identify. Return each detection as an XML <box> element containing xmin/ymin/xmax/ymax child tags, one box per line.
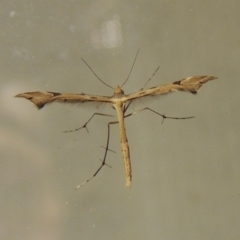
<box><xmin>114</xmin><ymin>86</ymin><xmax>124</xmax><ymax>95</ymax></box>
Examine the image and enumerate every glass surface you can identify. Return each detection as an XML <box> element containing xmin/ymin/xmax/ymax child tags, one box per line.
<box><xmin>1</xmin><ymin>1</ymin><xmax>240</xmax><ymax>239</ymax></box>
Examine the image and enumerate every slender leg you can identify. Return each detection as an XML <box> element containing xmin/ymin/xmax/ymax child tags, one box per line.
<box><xmin>124</xmin><ymin>100</ymin><xmax>133</xmax><ymax>113</ymax></box>
<box><xmin>75</xmin><ymin>107</ymin><xmax>194</xmax><ymax>188</ymax></box>
<box><xmin>124</xmin><ymin>107</ymin><xmax>194</xmax><ymax>124</ymax></box>
<box><xmin>75</xmin><ymin>120</ymin><xmax>119</xmax><ymax>189</ymax></box>
<box><xmin>63</xmin><ymin>112</ymin><xmax>116</xmax><ymax>133</ymax></box>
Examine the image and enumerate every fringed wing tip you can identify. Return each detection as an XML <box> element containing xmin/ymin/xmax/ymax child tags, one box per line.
<box><xmin>173</xmin><ymin>75</ymin><xmax>217</xmax><ymax>94</ymax></box>
<box><xmin>201</xmin><ymin>75</ymin><xmax>217</xmax><ymax>82</ymax></box>
<box><xmin>194</xmin><ymin>75</ymin><xmax>217</xmax><ymax>92</ymax></box>
<box><xmin>15</xmin><ymin>92</ymin><xmax>50</xmax><ymax>109</ymax></box>
<box><xmin>15</xmin><ymin>93</ymin><xmax>24</xmax><ymax>98</ymax></box>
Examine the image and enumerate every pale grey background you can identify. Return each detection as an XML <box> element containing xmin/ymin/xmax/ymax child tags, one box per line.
<box><xmin>1</xmin><ymin>1</ymin><xmax>239</xmax><ymax>240</ymax></box>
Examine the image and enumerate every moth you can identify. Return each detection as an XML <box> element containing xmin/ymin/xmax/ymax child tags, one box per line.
<box><xmin>15</xmin><ymin>53</ymin><xmax>217</xmax><ymax>188</ymax></box>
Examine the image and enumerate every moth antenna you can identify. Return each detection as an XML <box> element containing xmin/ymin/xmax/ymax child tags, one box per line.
<box><xmin>121</xmin><ymin>48</ymin><xmax>140</xmax><ymax>88</ymax></box>
<box><xmin>142</xmin><ymin>66</ymin><xmax>160</xmax><ymax>89</ymax></box>
<box><xmin>81</xmin><ymin>58</ymin><xmax>114</xmax><ymax>90</ymax></box>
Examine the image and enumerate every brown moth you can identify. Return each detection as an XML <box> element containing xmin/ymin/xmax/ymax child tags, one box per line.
<box><xmin>16</xmin><ymin>74</ymin><xmax>216</xmax><ymax>188</ymax></box>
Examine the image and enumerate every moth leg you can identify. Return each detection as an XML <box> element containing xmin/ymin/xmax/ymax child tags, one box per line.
<box><xmin>124</xmin><ymin>107</ymin><xmax>194</xmax><ymax>124</ymax></box>
<box><xmin>63</xmin><ymin>112</ymin><xmax>116</xmax><ymax>133</ymax></box>
<box><xmin>75</xmin><ymin>120</ymin><xmax>118</xmax><ymax>189</ymax></box>
<box><xmin>124</xmin><ymin>100</ymin><xmax>133</xmax><ymax>113</ymax></box>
